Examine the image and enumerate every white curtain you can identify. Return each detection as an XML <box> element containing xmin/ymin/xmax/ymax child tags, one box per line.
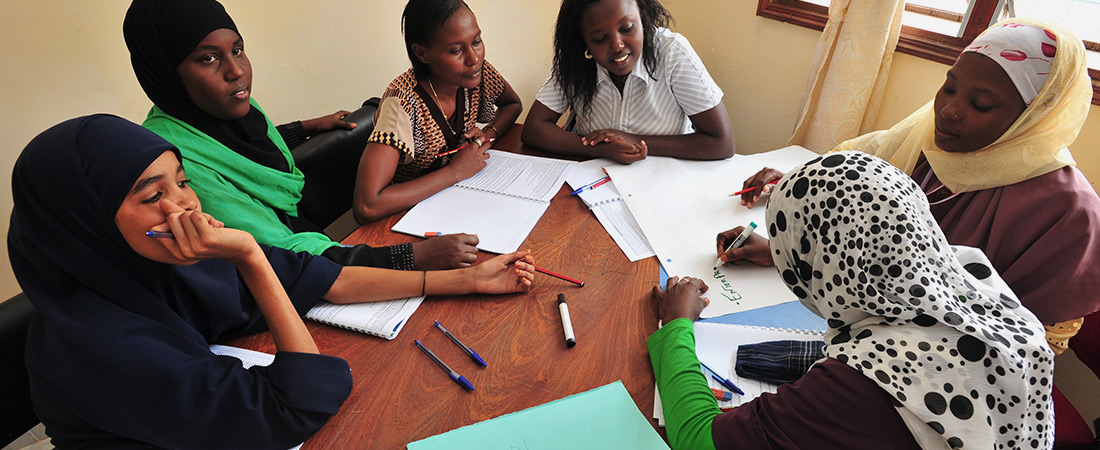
<box><xmin>788</xmin><ymin>0</ymin><xmax>906</xmax><ymax>152</ymax></box>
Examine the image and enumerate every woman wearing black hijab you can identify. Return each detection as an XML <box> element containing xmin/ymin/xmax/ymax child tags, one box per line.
<box><xmin>123</xmin><ymin>0</ymin><xmax>481</xmax><ymax>271</ymax></box>
<box><xmin>8</xmin><ymin>115</ymin><xmax>534</xmax><ymax>448</ymax></box>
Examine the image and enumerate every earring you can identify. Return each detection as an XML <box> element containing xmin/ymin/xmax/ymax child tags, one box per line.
<box><xmin>584</xmin><ymin>49</ymin><xmax>593</xmax><ymax>60</ymax></box>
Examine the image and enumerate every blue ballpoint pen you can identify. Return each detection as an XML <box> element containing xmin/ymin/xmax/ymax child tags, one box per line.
<box><xmin>570</xmin><ymin>176</ymin><xmax>611</xmax><ymax>196</ymax></box>
<box><xmin>700</xmin><ymin>361</ymin><xmax>745</xmax><ymax>396</ymax></box>
<box><xmin>434</xmin><ymin>320</ymin><xmax>487</xmax><ymax>367</ymax></box>
<box><xmin>146</xmin><ymin>230</ymin><xmax>175</xmax><ymax>239</ymax></box>
<box><xmin>414</xmin><ymin>340</ymin><xmax>475</xmax><ymax>391</ymax></box>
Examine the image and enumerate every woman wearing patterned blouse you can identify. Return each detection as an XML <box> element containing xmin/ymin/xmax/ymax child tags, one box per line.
<box><xmin>354</xmin><ymin>0</ymin><xmax>521</xmax><ymax>229</ymax></box>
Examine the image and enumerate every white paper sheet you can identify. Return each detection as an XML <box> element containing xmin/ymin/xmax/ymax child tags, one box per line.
<box><xmin>606</xmin><ymin>146</ymin><xmax>819</xmax><ymax>317</ymax></box>
<box><xmin>461</xmin><ymin>150</ymin><xmax>576</xmax><ymax>202</ymax></box>
<box><xmin>393</xmin><ymin>188</ymin><xmax>550</xmax><ymax>254</ymax></box>
<box><xmin>565</xmin><ymin>158</ymin><xmax>655</xmax><ymax>261</ymax></box>
<box><xmin>591</xmin><ymin>200</ymin><xmax>655</xmax><ymax>262</ymax></box>
<box><xmin>393</xmin><ymin>151</ymin><xmax>575</xmax><ymax>254</ymax></box>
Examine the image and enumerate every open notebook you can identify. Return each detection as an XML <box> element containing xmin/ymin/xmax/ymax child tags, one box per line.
<box><xmin>393</xmin><ymin>150</ymin><xmax>576</xmax><ymax>254</ymax></box>
<box><xmin>653</xmin><ymin>321</ymin><xmax>824</xmax><ymax>426</ymax></box>
<box><xmin>564</xmin><ymin>158</ymin><xmax>654</xmax><ymax>262</ymax></box>
<box><xmin>303</xmin><ymin>296</ymin><xmax>424</xmax><ymax>340</ymax></box>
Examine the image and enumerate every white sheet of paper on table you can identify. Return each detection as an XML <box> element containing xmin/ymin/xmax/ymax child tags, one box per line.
<box><xmin>606</xmin><ymin>146</ymin><xmax>819</xmax><ymax>317</ymax></box>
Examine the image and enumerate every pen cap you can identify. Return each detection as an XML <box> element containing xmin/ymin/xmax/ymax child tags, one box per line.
<box><xmin>557</xmin><ymin>293</ymin><xmax>566</xmax><ymax>305</ymax></box>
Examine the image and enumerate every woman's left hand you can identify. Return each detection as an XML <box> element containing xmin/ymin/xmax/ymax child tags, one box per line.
<box><xmin>581</xmin><ymin>129</ymin><xmax>638</xmax><ymax>147</ymax></box>
<box><xmin>469</xmin><ymin>250</ymin><xmax>535</xmax><ymax>294</ymax></box>
<box><xmin>652</xmin><ymin>276</ymin><xmax>710</xmax><ymax>323</ymax></box>
<box><xmin>300</xmin><ymin>110</ymin><xmax>356</xmax><ymax>136</ymax></box>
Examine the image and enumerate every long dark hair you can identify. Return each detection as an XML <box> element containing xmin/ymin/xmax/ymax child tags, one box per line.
<box><xmin>402</xmin><ymin>0</ymin><xmax>469</xmax><ymax>79</ymax></box>
<box><xmin>551</xmin><ymin>0</ymin><xmax>672</xmax><ymax>115</ymax></box>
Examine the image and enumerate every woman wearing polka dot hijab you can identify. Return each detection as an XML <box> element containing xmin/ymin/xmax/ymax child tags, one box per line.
<box><xmin>735</xmin><ymin>18</ymin><xmax>1100</xmax><ymax>353</ymax></box>
<box><xmin>650</xmin><ymin>152</ymin><xmax>1053</xmax><ymax>449</ymax></box>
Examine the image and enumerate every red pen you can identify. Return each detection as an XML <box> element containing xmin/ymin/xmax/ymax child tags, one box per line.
<box><xmin>436</xmin><ymin>143</ymin><xmax>469</xmax><ymax>158</ymax></box>
<box><xmin>533</xmin><ymin>266</ymin><xmax>584</xmax><ymax>287</ymax></box>
<box><xmin>437</xmin><ymin>137</ymin><xmax>495</xmax><ymax>158</ymax></box>
<box><xmin>729</xmin><ymin>179</ymin><xmax>779</xmax><ymax>197</ymax></box>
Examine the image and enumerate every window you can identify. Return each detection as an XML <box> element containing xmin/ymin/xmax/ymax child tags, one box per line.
<box><xmin>757</xmin><ymin>0</ymin><xmax>1100</xmax><ymax>105</ymax></box>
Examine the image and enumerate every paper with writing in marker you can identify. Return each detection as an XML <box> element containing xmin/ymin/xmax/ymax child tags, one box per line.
<box><xmin>605</xmin><ymin>146</ymin><xmax>819</xmax><ymax>317</ymax></box>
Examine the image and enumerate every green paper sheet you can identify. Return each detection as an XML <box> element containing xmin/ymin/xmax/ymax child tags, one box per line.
<box><xmin>407</xmin><ymin>381</ymin><xmax>669</xmax><ymax>450</ymax></box>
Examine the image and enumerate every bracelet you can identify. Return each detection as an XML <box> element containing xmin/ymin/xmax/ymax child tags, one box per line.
<box><xmin>486</xmin><ymin>125</ymin><xmax>499</xmax><ymax>137</ymax></box>
<box><xmin>421</xmin><ymin>271</ymin><xmax>427</xmax><ymax>296</ymax></box>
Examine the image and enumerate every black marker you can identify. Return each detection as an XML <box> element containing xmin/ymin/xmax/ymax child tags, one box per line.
<box><xmin>557</xmin><ymin>293</ymin><xmax>576</xmax><ymax>348</ymax></box>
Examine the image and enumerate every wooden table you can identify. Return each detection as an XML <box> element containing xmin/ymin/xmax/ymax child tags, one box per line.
<box><xmin>228</xmin><ymin>125</ymin><xmax>661</xmax><ymax>448</ymax></box>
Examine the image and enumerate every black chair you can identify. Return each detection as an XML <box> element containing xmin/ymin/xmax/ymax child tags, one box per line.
<box><xmin>1</xmin><ymin>292</ymin><xmax>39</xmax><ymax>447</ymax></box>
<box><xmin>291</xmin><ymin>98</ymin><xmax>380</xmax><ymax>231</ymax></box>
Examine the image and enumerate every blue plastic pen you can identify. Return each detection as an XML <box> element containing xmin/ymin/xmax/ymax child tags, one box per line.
<box><xmin>570</xmin><ymin>176</ymin><xmax>611</xmax><ymax>196</ymax></box>
<box><xmin>146</xmin><ymin>230</ymin><xmax>175</xmax><ymax>239</ymax></box>
<box><xmin>434</xmin><ymin>320</ymin><xmax>487</xmax><ymax>367</ymax></box>
<box><xmin>700</xmin><ymin>361</ymin><xmax>745</xmax><ymax>395</ymax></box>
<box><xmin>414</xmin><ymin>340</ymin><xmax>474</xmax><ymax>391</ymax></box>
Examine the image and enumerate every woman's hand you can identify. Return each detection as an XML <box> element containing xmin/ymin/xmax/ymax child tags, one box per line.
<box><xmin>468</xmin><ymin>250</ymin><xmax>535</xmax><ymax>294</ymax></box>
<box><xmin>716</xmin><ymin>227</ymin><xmax>774</xmax><ymax>267</ymax></box>
<box><xmin>462</xmin><ymin>127</ymin><xmax>498</xmax><ymax>147</ymax></box>
<box><xmin>581</xmin><ymin>129</ymin><xmax>638</xmax><ymax>147</ymax></box>
<box><xmin>154</xmin><ymin>200</ymin><xmax>259</xmax><ymax>265</ymax></box>
<box><xmin>446</xmin><ymin>140</ymin><xmax>490</xmax><ymax>183</ymax></box>
<box><xmin>584</xmin><ymin>131</ymin><xmax>647</xmax><ymax>164</ymax></box>
<box><xmin>740</xmin><ymin>167</ymin><xmax>784</xmax><ymax>208</ymax></box>
<box><xmin>652</xmin><ymin>276</ymin><xmax>709</xmax><ymax>323</ymax></box>
<box><xmin>412</xmin><ymin>234</ymin><xmax>480</xmax><ymax>269</ymax></box>
<box><xmin>300</xmin><ymin>110</ymin><xmax>356</xmax><ymax>136</ymax></box>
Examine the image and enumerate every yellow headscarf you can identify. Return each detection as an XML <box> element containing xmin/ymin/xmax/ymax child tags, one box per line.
<box><xmin>832</xmin><ymin>18</ymin><xmax>1091</xmax><ymax>193</ymax></box>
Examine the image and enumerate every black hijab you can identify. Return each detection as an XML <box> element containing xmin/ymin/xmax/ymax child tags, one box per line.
<box><xmin>9</xmin><ymin>115</ymin><xmax>275</xmax><ymax>445</ymax></box>
<box><xmin>123</xmin><ymin>0</ymin><xmax>289</xmax><ymax>171</ymax></box>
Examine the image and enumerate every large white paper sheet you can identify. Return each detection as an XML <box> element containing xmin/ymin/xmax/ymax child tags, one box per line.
<box><xmin>606</xmin><ymin>146</ymin><xmax>819</xmax><ymax>317</ymax></box>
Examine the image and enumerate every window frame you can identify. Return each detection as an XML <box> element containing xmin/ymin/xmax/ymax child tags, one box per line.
<box><xmin>757</xmin><ymin>0</ymin><xmax>1100</xmax><ymax>105</ymax></box>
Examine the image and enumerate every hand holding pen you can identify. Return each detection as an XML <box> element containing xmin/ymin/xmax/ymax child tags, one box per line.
<box><xmin>715</xmin><ymin>221</ymin><xmax>756</xmax><ymax>268</ymax></box>
<box><xmin>715</xmin><ymin>224</ymin><xmax>774</xmax><ymax>268</ymax></box>
<box><xmin>440</xmin><ymin>139</ymin><xmax>492</xmax><ymax>182</ymax></box>
<box><xmin>739</xmin><ymin>167</ymin><xmax>784</xmax><ymax>208</ymax></box>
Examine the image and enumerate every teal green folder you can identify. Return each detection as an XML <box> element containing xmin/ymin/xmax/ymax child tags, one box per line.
<box><xmin>407</xmin><ymin>380</ymin><xmax>669</xmax><ymax>450</ymax></box>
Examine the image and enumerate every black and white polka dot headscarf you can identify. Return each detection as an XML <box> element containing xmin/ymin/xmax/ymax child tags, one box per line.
<box><xmin>766</xmin><ymin>151</ymin><xmax>1053</xmax><ymax>449</ymax></box>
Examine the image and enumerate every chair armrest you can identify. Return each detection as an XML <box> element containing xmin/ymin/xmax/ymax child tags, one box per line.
<box><xmin>1</xmin><ymin>293</ymin><xmax>39</xmax><ymax>447</ymax></box>
<box><xmin>292</xmin><ymin>98</ymin><xmax>380</xmax><ymax>229</ymax></box>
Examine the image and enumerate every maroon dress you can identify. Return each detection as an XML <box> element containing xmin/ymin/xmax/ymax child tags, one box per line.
<box><xmin>912</xmin><ymin>159</ymin><xmax>1100</xmax><ymax>324</ymax></box>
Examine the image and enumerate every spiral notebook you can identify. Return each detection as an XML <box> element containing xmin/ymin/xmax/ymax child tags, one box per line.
<box><xmin>653</xmin><ymin>321</ymin><xmax>824</xmax><ymax>426</ymax></box>
<box><xmin>304</xmin><ymin>296</ymin><xmax>425</xmax><ymax>340</ymax></box>
<box><xmin>564</xmin><ymin>158</ymin><xmax>654</xmax><ymax>262</ymax></box>
<box><xmin>392</xmin><ymin>150</ymin><xmax>576</xmax><ymax>254</ymax></box>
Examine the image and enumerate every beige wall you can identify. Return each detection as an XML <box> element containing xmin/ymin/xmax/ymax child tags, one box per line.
<box><xmin>0</xmin><ymin>0</ymin><xmax>1097</xmax><ymax>300</ymax></box>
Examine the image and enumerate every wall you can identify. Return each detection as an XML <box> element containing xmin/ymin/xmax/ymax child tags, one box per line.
<box><xmin>1</xmin><ymin>0</ymin><xmax>1098</xmax><ymax>302</ymax></box>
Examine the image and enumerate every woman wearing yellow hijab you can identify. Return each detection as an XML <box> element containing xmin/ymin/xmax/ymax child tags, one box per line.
<box><xmin>735</xmin><ymin>19</ymin><xmax>1100</xmax><ymax>337</ymax></box>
